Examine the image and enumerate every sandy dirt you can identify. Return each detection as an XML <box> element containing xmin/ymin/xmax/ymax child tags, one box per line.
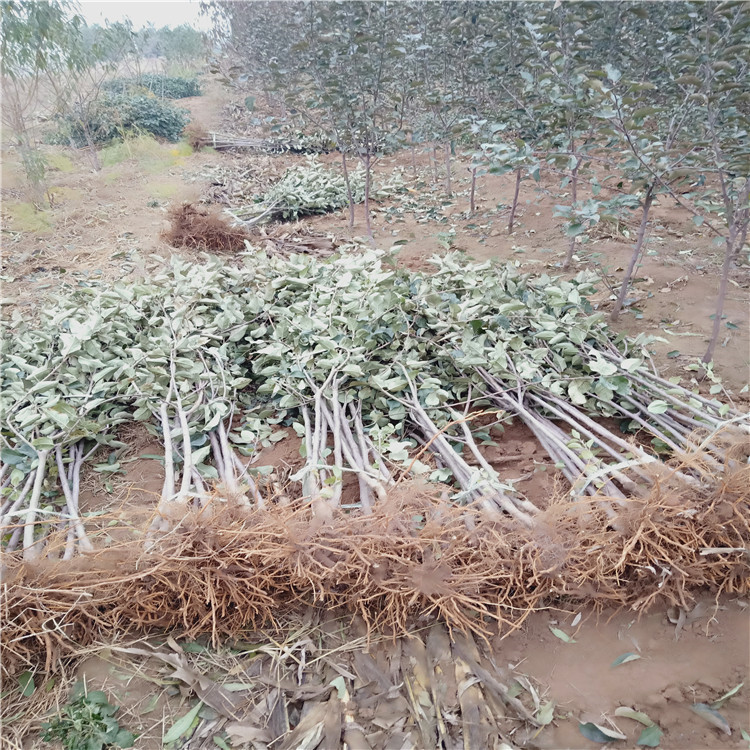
<box><xmin>28</xmin><ymin>598</ymin><xmax>748</xmax><ymax>750</ymax></box>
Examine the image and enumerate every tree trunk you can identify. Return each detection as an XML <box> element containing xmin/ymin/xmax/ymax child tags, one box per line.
<box><xmin>81</xmin><ymin>121</ymin><xmax>101</xmax><ymax>172</ymax></box>
<box><xmin>431</xmin><ymin>145</ymin><xmax>438</xmax><ymax>183</ymax></box>
<box><xmin>410</xmin><ymin>134</ymin><xmax>417</xmax><ymax>175</ymax></box>
<box><xmin>562</xmin><ymin>153</ymin><xmax>582</xmax><ymax>270</ymax></box>
<box><xmin>364</xmin><ymin>152</ymin><xmax>374</xmax><ymax>243</ymax></box>
<box><xmin>508</xmin><ymin>168</ymin><xmax>522</xmax><ymax>233</ymax></box>
<box><xmin>610</xmin><ymin>184</ymin><xmax>655</xmax><ymax>322</ymax></box>
<box><xmin>469</xmin><ymin>167</ymin><xmax>477</xmax><ymax>214</ymax></box>
<box><xmin>341</xmin><ymin>151</ymin><xmax>355</xmax><ymax>230</ymax></box>
<box><xmin>444</xmin><ymin>142</ymin><xmax>452</xmax><ymax>197</ymax></box>
<box><xmin>703</xmin><ymin>181</ymin><xmax>750</xmax><ymax>363</ymax></box>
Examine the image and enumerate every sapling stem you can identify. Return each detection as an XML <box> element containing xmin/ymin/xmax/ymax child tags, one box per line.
<box><xmin>508</xmin><ymin>167</ymin><xmax>522</xmax><ymax>233</ymax></box>
<box><xmin>218</xmin><ymin>420</ymin><xmax>238</xmax><ymax>492</ymax></box>
<box><xmin>22</xmin><ymin>449</ymin><xmax>49</xmax><ymax>561</ymax></box>
<box><xmin>6</xmin><ymin>525</ymin><xmax>22</xmax><ymax>553</ymax></box>
<box><xmin>0</xmin><ymin>471</ymin><xmax>34</xmax><ymax>530</ymax></box>
<box><xmin>62</xmin><ymin>518</ymin><xmax>76</xmax><ymax>561</ymax></box>
<box><xmin>159</xmin><ymin>401</ymin><xmax>175</xmax><ymax>503</ymax></box>
<box><xmin>209</xmin><ymin>430</ymin><xmax>226</xmax><ymax>483</ymax></box>
<box><xmin>229</xmin><ymin>452</ymin><xmax>262</xmax><ymax>507</ymax></box>
<box><xmin>55</xmin><ymin>444</ymin><xmax>93</xmax><ymax>553</ymax></box>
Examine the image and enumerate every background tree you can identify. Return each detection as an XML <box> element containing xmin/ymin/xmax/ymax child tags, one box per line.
<box><xmin>1</xmin><ymin>0</ymin><xmax>86</xmax><ymax>203</ymax></box>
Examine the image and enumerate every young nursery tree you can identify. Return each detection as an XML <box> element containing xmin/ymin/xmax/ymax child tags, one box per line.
<box><xmin>519</xmin><ymin>5</ymin><xmax>601</xmax><ymax>269</ymax></box>
<box><xmin>594</xmin><ymin>63</ymin><xmax>700</xmax><ymax>322</ymax></box>
<box><xmin>1</xmin><ymin>0</ymin><xmax>86</xmax><ymax>202</ymax></box>
<box><xmin>46</xmin><ymin>22</ymin><xmax>132</xmax><ymax>171</ymax></box>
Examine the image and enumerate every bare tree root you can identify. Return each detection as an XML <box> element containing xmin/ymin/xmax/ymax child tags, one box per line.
<box><xmin>2</xmin><ymin>454</ymin><xmax>749</xmax><ymax>677</ymax></box>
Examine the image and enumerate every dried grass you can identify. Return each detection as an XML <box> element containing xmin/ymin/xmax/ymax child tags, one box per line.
<box><xmin>163</xmin><ymin>202</ymin><xmax>249</xmax><ymax>253</ymax></box>
<box><xmin>2</xmin><ymin>458</ymin><xmax>749</xmax><ymax>678</ymax></box>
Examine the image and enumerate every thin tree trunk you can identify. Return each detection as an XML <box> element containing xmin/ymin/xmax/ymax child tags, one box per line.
<box><xmin>364</xmin><ymin>152</ymin><xmax>374</xmax><ymax>243</ymax></box>
<box><xmin>431</xmin><ymin>145</ymin><xmax>439</xmax><ymax>183</ymax></box>
<box><xmin>703</xmin><ymin>218</ymin><xmax>748</xmax><ymax>364</ymax></box>
<box><xmin>341</xmin><ymin>151</ymin><xmax>355</xmax><ymax>229</ymax></box>
<box><xmin>610</xmin><ymin>184</ymin><xmax>655</xmax><ymax>322</ymax></box>
<box><xmin>469</xmin><ymin>167</ymin><xmax>477</xmax><ymax>214</ymax></box>
<box><xmin>508</xmin><ymin>168</ymin><xmax>522</xmax><ymax>233</ymax></box>
<box><xmin>82</xmin><ymin>123</ymin><xmax>101</xmax><ymax>172</ymax></box>
<box><xmin>444</xmin><ymin>142</ymin><xmax>452</xmax><ymax>197</ymax></box>
<box><xmin>563</xmin><ymin>149</ymin><xmax>582</xmax><ymax>270</ymax></box>
<box><xmin>410</xmin><ymin>133</ymin><xmax>417</xmax><ymax>175</ymax></box>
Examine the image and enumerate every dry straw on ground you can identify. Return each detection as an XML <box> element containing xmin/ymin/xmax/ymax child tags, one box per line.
<box><xmin>2</xmin><ymin>446</ymin><xmax>749</xmax><ymax>678</ymax></box>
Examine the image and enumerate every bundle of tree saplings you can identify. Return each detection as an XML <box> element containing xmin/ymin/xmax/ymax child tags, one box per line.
<box><xmin>2</xmin><ymin>248</ymin><xmax>746</xmax><ymax>560</ymax></box>
<box><xmin>228</xmin><ymin>157</ymin><xmax>407</xmax><ymax>224</ymax></box>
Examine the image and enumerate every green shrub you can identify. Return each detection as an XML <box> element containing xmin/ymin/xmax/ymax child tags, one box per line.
<box><xmin>41</xmin><ymin>683</ymin><xmax>135</xmax><ymax>750</ymax></box>
<box><xmin>103</xmin><ymin>74</ymin><xmax>201</xmax><ymax>99</ymax></box>
<box><xmin>49</xmin><ymin>94</ymin><xmax>189</xmax><ymax>147</ymax></box>
<box><xmin>120</xmin><ymin>95</ymin><xmax>189</xmax><ymax>141</ymax></box>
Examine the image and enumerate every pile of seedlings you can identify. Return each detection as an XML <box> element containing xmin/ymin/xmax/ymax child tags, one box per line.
<box><xmin>1</xmin><ymin>246</ymin><xmax>746</xmax><ymax>565</ymax></box>
<box><xmin>228</xmin><ymin>158</ymin><xmax>408</xmax><ymax>225</ymax></box>
<box><xmin>195</xmin><ymin>132</ymin><xmax>333</xmax><ymax>154</ymax></box>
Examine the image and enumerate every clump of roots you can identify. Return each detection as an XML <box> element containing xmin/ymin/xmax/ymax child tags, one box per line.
<box><xmin>2</xmin><ymin>464</ymin><xmax>749</xmax><ymax>676</ymax></box>
<box><xmin>163</xmin><ymin>202</ymin><xmax>249</xmax><ymax>253</ymax></box>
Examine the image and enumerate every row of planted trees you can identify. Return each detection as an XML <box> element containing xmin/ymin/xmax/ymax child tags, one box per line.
<box><xmin>209</xmin><ymin>0</ymin><xmax>749</xmax><ymax>363</ymax></box>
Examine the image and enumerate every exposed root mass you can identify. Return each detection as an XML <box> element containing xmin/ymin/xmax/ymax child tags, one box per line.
<box><xmin>163</xmin><ymin>202</ymin><xmax>250</xmax><ymax>253</ymax></box>
<box><xmin>3</xmin><ymin>462</ymin><xmax>748</xmax><ymax>676</ymax></box>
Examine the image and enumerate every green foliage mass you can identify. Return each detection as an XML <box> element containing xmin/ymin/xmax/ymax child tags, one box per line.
<box><xmin>0</xmin><ymin>248</ymin><xmax>665</xmax><ymax>467</ymax></box>
<box><xmin>49</xmin><ymin>94</ymin><xmax>189</xmax><ymax>147</ymax></box>
<box><xmin>103</xmin><ymin>74</ymin><xmax>202</xmax><ymax>99</ymax></box>
<box><xmin>259</xmin><ymin>158</ymin><xmax>366</xmax><ymax>220</ymax></box>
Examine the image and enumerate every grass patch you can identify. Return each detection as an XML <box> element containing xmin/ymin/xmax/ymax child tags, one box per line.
<box><xmin>45</xmin><ymin>151</ymin><xmax>75</xmax><ymax>173</ymax></box>
<box><xmin>49</xmin><ymin>186</ymin><xmax>83</xmax><ymax>204</ymax></box>
<box><xmin>170</xmin><ymin>140</ymin><xmax>193</xmax><ymax>158</ymax></box>
<box><xmin>100</xmin><ymin>134</ymin><xmax>162</xmax><ymax>168</ymax></box>
<box><xmin>5</xmin><ymin>202</ymin><xmax>53</xmax><ymax>232</ymax></box>
<box><xmin>100</xmin><ymin>135</ymin><xmax>193</xmax><ymax>174</ymax></box>
<box><xmin>147</xmin><ymin>181</ymin><xmax>179</xmax><ymax>199</ymax></box>
<box><xmin>103</xmin><ymin>169</ymin><xmax>123</xmax><ymax>185</ymax></box>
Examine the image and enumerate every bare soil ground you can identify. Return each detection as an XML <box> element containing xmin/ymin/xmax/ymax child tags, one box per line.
<box><xmin>1</xmin><ymin>76</ymin><xmax>749</xmax><ymax>749</ymax></box>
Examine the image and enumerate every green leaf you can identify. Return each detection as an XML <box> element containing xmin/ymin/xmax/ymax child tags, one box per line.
<box><xmin>711</xmin><ymin>682</ymin><xmax>743</xmax><ymax>709</ymax></box>
<box><xmin>213</xmin><ymin>736</ymin><xmax>232</xmax><ymax>750</ymax></box>
<box><xmin>647</xmin><ymin>400</ymin><xmax>669</xmax><ymax>415</ymax></box>
<box><xmin>86</xmin><ymin>690</ymin><xmax>110</xmax><ymax>705</ymax></box>
<box><xmin>18</xmin><ymin>671</ymin><xmax>35</xmax><ymax>698</ymax></box>
<box><xmin>536</xmin><ymin>701</ymin><xmax>555</xmax><ymax>726</ymax></box>
<box><xmin>567</xmin><ymin>380</ymin><xmax>589</xmax><ymax>406</ymax></box>
<box><xmin>615</xmin><ymin>706</ymin><xmax>653</xmax><ymax>725</ymax></box>
<box><xmin>190</xmin><ymin>446</ymin><xmax>211</xmax><ymax>465</ymax></box>
<box><xmin>163</xmin><ymin>700</ymin><xmax>204</xmax><ymax>744</ymax></box>
<box><xmin>620</xmin><ymin>358</ymin><xmax>643</xmax><ymax>372</ymax></box>
<box><xmin>690</xmin><ymin>703</ymin><xmax>731</xmax><ymax>735</ymax></box>
<box><xmin>579</xmin><ymin>722</ymin><xmax>626</xmax><ymax>742</ymax></box>
<box><xmin>611</xmin><ymin>653</ymin><xmax>641</xmax><ymax>668</ymax></box>
<box><xmin>637</xmin><ymin>725</ymin><xmax>663</xmax><ymax>747</ymax></box>
<box><xmin>329</xmin><ymin>676</ymin><xmax>347</xmax><ymax>700</ymax></box>
<box><xmin>195</xmin><ymin>463</ymin><xmax>219</xmax><ymax>479</ymax></box>
<box><xmin>549</xmin><ymin>626</ymin><xmax>576</xmax><ymax>643</ymax></box>
<box><xmin>115</xmin><ymin>728</ymin><xmax>136</xmax><ymax>748</ymax></box>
